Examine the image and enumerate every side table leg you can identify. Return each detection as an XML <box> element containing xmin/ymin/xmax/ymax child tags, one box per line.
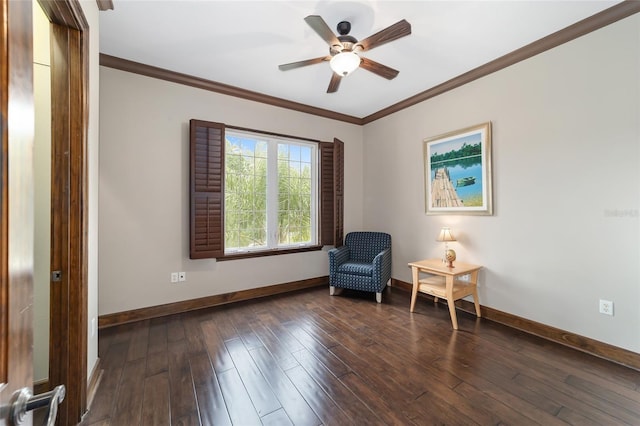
<box><xmin>447</xmin><ymin>299</ymin><xmax>459</xmax><ymax>330</ymax></box>
<box><xmin>472</xmin><ymin>289</ymin><xmax>481</xmax><ymax>318</ymax></box>
<box><xmin>410</xmin><ymin>266</ymin><xmax>419</xmax><ymax>312</ymax></box>
<box><xmin>471</xmin><ymin>271</ymin><xmax>481</xmax><ymax>317</ymax></box>
<box><xmin>445</xmin><ymin>275</ymin><xmax>459</xmax><ymax>329</ymax></box>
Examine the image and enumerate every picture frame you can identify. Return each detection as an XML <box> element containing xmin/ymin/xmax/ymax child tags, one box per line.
<box><xmin>424</xmin><ymin>122</ymin><xmax>493</xmax><ymax>215</ymax></box>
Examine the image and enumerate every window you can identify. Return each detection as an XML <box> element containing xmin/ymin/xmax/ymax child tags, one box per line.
<box><xmin>189</xmin><ymin>120</ymin><xmax>343</xmax><ymax>260</ymax></box>
<box><xmin>224</xmin><ymin>131</ymin><xmax>317</xmax><ymax>253</ymax></box>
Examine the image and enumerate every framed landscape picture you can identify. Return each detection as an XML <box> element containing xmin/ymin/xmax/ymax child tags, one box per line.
<box><xmin>424</xmin><ymin>122</ymin><xmax>493</xmax><ymax>215</ymax></box>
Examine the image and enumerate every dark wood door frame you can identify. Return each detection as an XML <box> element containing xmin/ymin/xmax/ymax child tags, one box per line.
<box><xmin>37</xmin><ymin>1</ymin><xmax>89</xmax><ymax>424</ymax></box>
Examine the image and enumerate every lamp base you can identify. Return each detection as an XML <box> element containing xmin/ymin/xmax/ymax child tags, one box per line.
<box><xmin>445</xmin><ymin>249</ymin><xmax>456</xmax><ymax>268</ymax></box>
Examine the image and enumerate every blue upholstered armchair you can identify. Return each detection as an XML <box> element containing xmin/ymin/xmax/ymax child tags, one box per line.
<box><xmin>328</xmin><ymin>232</ymin><xmax>392</xmax><ymax>303</ymax></box>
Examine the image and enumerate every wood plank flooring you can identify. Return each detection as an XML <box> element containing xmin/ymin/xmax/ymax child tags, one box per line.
<box><xmin>80</xmin><ymin>286</ymin><xmax>640</xmax><ymax>425</ymax></box>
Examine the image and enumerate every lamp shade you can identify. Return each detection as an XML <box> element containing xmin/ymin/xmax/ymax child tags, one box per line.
<box><xmin>436</xmin><ymin>227</ymin><xmax>456</xmax><ymax>242</ymax></box>
<box><xmin>330</xmin><ymin>51</ymin><xmax>360</xmax><ymax>77</ymax></box>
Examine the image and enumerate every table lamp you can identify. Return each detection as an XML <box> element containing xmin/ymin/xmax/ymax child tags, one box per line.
<box><xmin>436</xmin><ymin>227</ymin><xmax>457</xmax><ymax>268</ymax></box>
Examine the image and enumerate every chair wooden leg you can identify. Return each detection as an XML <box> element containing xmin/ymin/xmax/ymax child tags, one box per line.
<box><xmin>376</xmin><ymin>292</ymin><xmax>382</xmax><ymax>303</ymax></box>
<box><xmin>330</xmin><ymin>286</ymin><xmax>335</xmax><ymax>296</ymax></box>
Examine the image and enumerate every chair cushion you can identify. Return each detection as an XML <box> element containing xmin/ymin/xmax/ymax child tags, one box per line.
<box><xmin>337</xmin><ymin>261</ymin><xmax>373</xmax><ymax>277</ymax></box>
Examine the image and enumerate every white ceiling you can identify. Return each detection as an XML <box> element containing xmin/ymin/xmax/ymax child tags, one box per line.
<box><xmin>100</xmin><ymin>0</ymin><xmax>621</xmax><ymax>118</ymax></box>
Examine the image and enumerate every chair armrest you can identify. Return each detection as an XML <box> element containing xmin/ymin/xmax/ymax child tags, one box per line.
<box><xmin>373</xmin><ymin>247</ymin><xmax>392</xmax><ymax>284</ymax></box>
<box><xmin>328</xmin><ymin>246</ymin><xmax>350</xmax><ymax>275</ymax></box>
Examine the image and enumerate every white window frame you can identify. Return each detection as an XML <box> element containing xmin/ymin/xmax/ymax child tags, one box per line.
<box><xmin>225</xmin><ymin>129</ymin><xmax>318</xmax><ymax>254</ymax></box>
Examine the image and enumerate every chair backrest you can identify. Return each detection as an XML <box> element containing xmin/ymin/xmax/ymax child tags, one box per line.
<box><xmin>344</xmin><ymin>232</ymin><xmax>391</xmax><ymax>263</ymax></box>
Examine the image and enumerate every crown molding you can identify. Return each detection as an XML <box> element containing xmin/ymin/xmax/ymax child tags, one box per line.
<box><xmin>362</xmin><ymin>1</ymin><xmax>640</xmax><ymax>123</ymax></box>
<box><xmin>99</xmin><ymin>54</ymin><xmax>363</xmax><ymax>125</ymax></box>
<box><xmin>99</xmin><ymin>1</ymin><xmax>640</xmax><ymax>125</ymax></box>
<box><xmin>96</xmin><ymin>0</ymin><xmax>113</xmax><ymax>11</ymax></box>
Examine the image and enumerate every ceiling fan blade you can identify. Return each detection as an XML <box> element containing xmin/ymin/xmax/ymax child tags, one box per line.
<box><xmin>359</xmin><ymin>57</ymin><xmax>399</xmax><ymax>80</ymax></box>
<box><xmin>327</xmin><ymin>73</ymin><xmax>342</xmax><ymax>93</ymax></box>
<box><xmin>356</xmin><ymin>19</ymin><xmax>411</xmax><ymax>51</ymax></box>
<box><xmin>279</xmin><ymin>56</ymin><xmax>330</xmax><ymax>71</ymax></box>
<box><xmin>305</xmin><ymin>15</ymin><xmax>341</xmax><ymax>47</ymax></box>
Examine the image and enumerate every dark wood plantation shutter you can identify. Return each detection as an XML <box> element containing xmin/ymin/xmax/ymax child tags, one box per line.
<box><xmin>333</xmin><ymin>138</ymin><xmax>344</xmax><ymax>247</ymax></box>
<box><xmin>319</xmin><ymin>142</ymin><xmax>334</xmax><ymax>245</ymax></box>
<box><xmin>190</xmin><ymin>120</ymin><xmax>225</xmax><ymax>259</ymax></box>
<box><xmin>319</xmin><ymin>138</ymin><xmax>344</xmax><ymax>247</ymax></box>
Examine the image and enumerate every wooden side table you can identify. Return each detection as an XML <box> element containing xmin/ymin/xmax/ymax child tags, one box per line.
<box><xmin>408</xmin><ymin>258</ymin><xmax>483</xmax><ymax>330</ymax></box>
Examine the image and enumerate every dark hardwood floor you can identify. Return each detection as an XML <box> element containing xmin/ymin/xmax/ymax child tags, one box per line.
<box><xmin>80</xmin><ymin>286</ymin><xmax>640</xmax><ymax>425</ymax></box>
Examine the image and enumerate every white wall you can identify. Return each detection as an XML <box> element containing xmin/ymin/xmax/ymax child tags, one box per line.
<box><xmin>33</xmin><ymin>0</ymin><xmax>51</xmax><ymax>383</ymax></box>
<box><xmin>363</xmin><ymin>15</ymin><xmax>640</xmax><ymax>353</ymax></box>
<box><xmin>98</xmin><ymin>69</ymin><xmax>364</xmax><ymax>315</ymax></box>
<box><xmin>80</xmin><ymin>0</ymin><xmax>100</xmax><ymax>381</ymax></box>
<box><xmin>99</xmin><ymin>13</ymin><xmax>639</xmax><ymax>355</ymax></box>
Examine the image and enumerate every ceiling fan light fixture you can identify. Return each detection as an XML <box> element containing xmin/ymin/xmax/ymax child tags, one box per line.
<box><xmin>330</xmin><ymin>51</ymin><xmax>360</xmax><ymax>77</ymax></box>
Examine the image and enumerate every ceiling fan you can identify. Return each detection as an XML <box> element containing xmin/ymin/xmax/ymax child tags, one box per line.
<box><xmin>278</xmin><ymin>15</ymin><xmax>411</xmax><ymax>93</ymax></box>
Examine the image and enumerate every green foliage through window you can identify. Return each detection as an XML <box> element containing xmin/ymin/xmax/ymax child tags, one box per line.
<box><xmin>225</xmin><ymin>132</ymin><xmax>316</xmax><ymax>252</ymax></box>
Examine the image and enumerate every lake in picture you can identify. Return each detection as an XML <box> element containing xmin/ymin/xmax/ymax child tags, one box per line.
<box><xmin>429</xmin><ymin>132</ymin><xmax>484</xmax><ymax>207</ymax></box>
<box><xmin>431</xmin><ymin>157</ymin><xmax>483</xmax><ymax>206</ymax></box>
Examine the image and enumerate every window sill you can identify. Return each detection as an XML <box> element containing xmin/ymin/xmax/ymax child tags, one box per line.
<box><xmin>217</xmin><ymin>245</ymin><xmax>323</xmax><ymax>261</ymax></box>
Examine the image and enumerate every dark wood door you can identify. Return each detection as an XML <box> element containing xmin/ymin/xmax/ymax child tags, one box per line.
<box><xmin>0</xmin><ymin>0</ymin><xmax>36</xmax><ymax>424</ymax></box>
<box><xmin>1</xmin><ymin>1</ymin><xmax>88</xmax><ymax>423</ymax></box>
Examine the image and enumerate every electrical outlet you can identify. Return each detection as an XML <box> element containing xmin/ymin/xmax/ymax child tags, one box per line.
<box><xmin>599</xmin><ymin>299</ymin><xmax>614</xmax><ymax>316</ymax></box>
<box><xmin>458</xmin><ymin>274</ymin><xmax>470</xmax><ymax>282</ymax></box>
<box><xmin>171</xmin><ymin>272</ymin><xmax>179</xmax><ymax>283</ymax></box>
<box><xmin>178</xmin><ymin>272</ymin><xmax>186</xmax><ymax>282</ymax></box>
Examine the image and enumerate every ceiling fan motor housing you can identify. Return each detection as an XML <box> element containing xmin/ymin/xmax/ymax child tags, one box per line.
<box><xmin>331</xmin><ymin>21</ymin><xmax>358</xmax><ymax>55</ymax></box>
<box><xmin>330</xmin><ymin>39</ymin><xmax>357</xmax><ymax>55</ymax></box>
<box><xmin>336</xmin><ymin>21</ymin><xmax>351</xmax><ymax>35</ymax></box>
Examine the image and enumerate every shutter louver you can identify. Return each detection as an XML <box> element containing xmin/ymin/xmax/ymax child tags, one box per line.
<box><xmin>319</xmin><ymin>142</ymin><xmax>334</xmax><ymax>246</ymax></box>
<box><xmin>333</xmin><ymin>138</ymin><xmax>345</xmax><ymax>247</ymax></box>
<box><xmin>190</xmin><ymin>120</ymin><xmax>225</xmax><ymax>259</ymax></box>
